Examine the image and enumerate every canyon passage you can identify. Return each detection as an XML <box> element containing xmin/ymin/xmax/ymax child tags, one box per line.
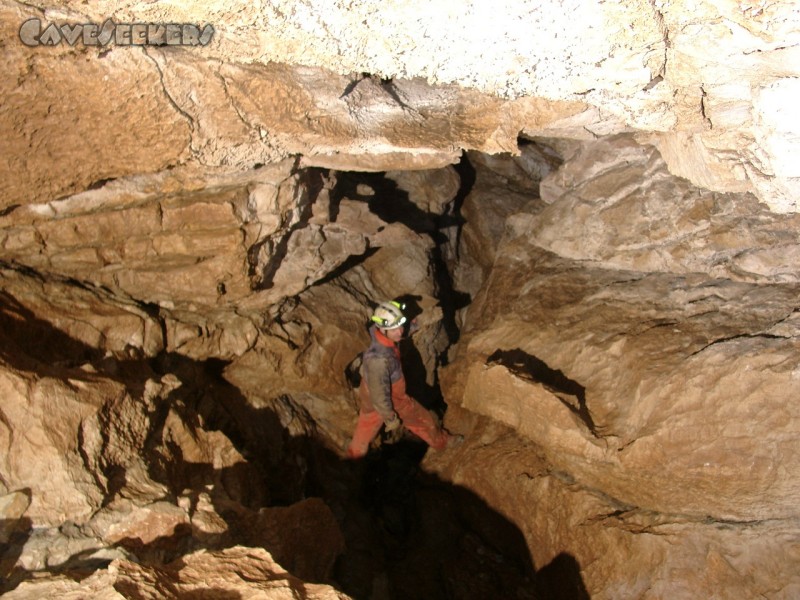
<box><xmin>2</xmin><ymin>1</ymin><xmax>800</xmax><ymax>599</ymax></box>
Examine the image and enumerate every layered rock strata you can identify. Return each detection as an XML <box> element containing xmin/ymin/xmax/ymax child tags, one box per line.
<box><xmin>2</xmin><ymin>0</ymin><xmax>800</xmax><ymax>597</ymax></box>
<box><xmin>3</xmin><ymin>0</ymin><xmax>800</xmax><ymax>210</ymax></box>
<box><xmin>432</xmin><ymin>134</ymin><xmax>800</xmax><ymax>598</ymax></box>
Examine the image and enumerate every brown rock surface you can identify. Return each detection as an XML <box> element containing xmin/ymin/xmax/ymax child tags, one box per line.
<box><xmin>2</xmin><ymin>0</ymin><xmax>800</xmax><ymax>598</ymax></box>
<box><xmin>4</xmin><ymin>546</ymin><xmax>352</xmax><ymax>600</ymax></box>
<box><xmin>0</xmin><ymin>3</ymin><xmax>191</xmax><ymax>209</ymax></box>
<box><xmin>432</xmin><ymin>138</ymin><xmax>800</xmax><ymax>597</ymax></box>
<box><xmin>4</xmin><ymin>0</ymin><xmax>797</xmax><ymax>208</ymax></box>
<box><xmin>0</xmin><ymin>340</ymin><xmax>349</xmax><ymax>595</ymax></box>
<box><xmin>535</xmin><ymin>134</ymin><xmax>800</xmax><ymax>281</ymax></box>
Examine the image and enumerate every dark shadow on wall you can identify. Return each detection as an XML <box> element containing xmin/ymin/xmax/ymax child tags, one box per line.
<box><xmin>488</xmin><ymin>348</ymin><xmax>597</xmax><ymax>436</ymax></box>
<box><xmin>0</xmin><ymin>514</ymin><xmax>33</xmax><ymax>590</ymax></box>
<box><xmin>0</xmin><ymin>294</ymin><xmax>590</xmax><ymax>599</ymax></box>
<box><xmin>394</xmin><ymin>294</ymin><xmax>446</xmax><ymax>415</ymax></box>
<box><xmin>536</xmin><ymin>553</ymin><xmax>592</xmax><ymax>600</ymax></box>
<box><xmin>449</xmin><ymin>151</ymin><xmax>477</xmax><ymax>264</ymax></box>
<box><xmin>148</xmin><ymin>353</ymin><xmax>307</xmax><ymax>508</ymax></box>
<box><xmin>328</xmin><ymin>169</ymin><xmax>472</xmax><ymax>349</ymax></box>
<box><xmin>0</xmin><ymin>290</ymin><xmax>103</xmax><ymax>373</ymax></box>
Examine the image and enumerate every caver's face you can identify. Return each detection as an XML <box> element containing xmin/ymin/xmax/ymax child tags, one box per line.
<box><xmin>383</xmin><ymin>326</ymin><xmax>404</xmax><ymax>342</ymax></box>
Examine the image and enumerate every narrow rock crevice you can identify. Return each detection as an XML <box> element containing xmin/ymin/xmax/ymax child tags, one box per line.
<box><xmin>689</xmin><ymin>331</ymin><xmax>785</xmax><ymax>357</ymax></box>
<box><xmin>143</xmin><ymin>48</ymin><xmax>198</xmax><ymax>157</ymax></box>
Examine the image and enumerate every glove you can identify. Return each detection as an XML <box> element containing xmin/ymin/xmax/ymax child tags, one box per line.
<box><xmin>385</xmin><ymin>416</ymin><xmax>401</xmax><ymax>432</ymax></box>
<box><xmin>383</xmin><ymin>416</ymin><xmax>404</xmax><ymax>444</ymax></box>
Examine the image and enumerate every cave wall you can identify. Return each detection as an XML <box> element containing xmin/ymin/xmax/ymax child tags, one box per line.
<box><xmin>3</xmin><ymin>1</ymin><xmax>799</xmax><ymax>211</ymax></box>
<box><xmin>431</xmin><ymin>134</ymin><xmax>800</xmax><ymax>598</ymax></box>
<box><xmin>2</xmin><ymin>0</ymin><xmax>800</xmax><ymax>598</ymax></box>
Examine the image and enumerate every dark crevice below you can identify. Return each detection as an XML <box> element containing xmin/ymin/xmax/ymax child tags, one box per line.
<box><xmin>0</xmin><ymin>295</ymin><xmax>583</xmax><ymax>599</ymax></box>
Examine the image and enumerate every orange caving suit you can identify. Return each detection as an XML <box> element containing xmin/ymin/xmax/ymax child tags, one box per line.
<box><xmin>346</xmin><ymin>325</ymin><xmax>448</xmax><ymax>458</ymax></box>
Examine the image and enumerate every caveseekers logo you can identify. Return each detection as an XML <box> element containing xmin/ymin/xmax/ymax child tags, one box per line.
<box><xmin>19</xmin><ymin>18</ymin><xmax>215</xmax><ymax>47</ymax></box>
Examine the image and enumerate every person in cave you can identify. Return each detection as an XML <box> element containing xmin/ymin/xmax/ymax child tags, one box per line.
<box><xmin>346</xmin><ymin>300</ymin><xmax>463</xmax><ymax>458</ymax></box>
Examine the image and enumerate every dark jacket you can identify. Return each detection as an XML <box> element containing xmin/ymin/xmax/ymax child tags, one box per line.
<box><xmin>360</xmin><ymin>325</ymin><xmax>403</xmax><ymax>423</ymax></box>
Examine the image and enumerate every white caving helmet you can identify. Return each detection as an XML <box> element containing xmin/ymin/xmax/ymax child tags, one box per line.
<box><xmin>370</xmin><ymin>300</ymin><xmax>407</xmax><ymax>330</ymax></box>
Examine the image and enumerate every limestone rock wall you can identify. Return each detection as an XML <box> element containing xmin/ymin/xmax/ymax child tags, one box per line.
<box><xmin>433</xmin><ymin>135</ymin><xmax>800</xmax><ymax>598</ymax></box>
<box><xmin>0</xmin><ymin>133</ymin><xmax>458</xmax><ymax>596</ymax></box>
<box><xmin>4</xmin><ymin>546</ymin><xmax>351</xmax><ymax>600</ymax></box>
<box><xmin>0</xmin><ymin>0</ymin><xmax>586</xmax><ymax>211</ymax></box>
<box><xmin>4</xmin><ymin>0</ymin><xmax>800</xmax><ymax>211</ymax></box>
<box><xmin>3</xmin><ymin>0</ymin><xmax>800</xmax><ymax>597</ymax></box>
<box><xmin>0</xmin><ymin>340</ymin><xmax>348</xmax><ymax>595</ymax></box>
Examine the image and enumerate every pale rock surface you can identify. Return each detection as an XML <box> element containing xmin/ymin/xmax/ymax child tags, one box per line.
<box><xmin>0</xmin><ymin>2</ymin><xmax>191</xmax><ymax>209</ymax></box>
<box><xmin>4</xmin><ymin>0</ymin><xmax>799</xmax><ymax>209</ymax></box>
<box><xmin>535</xmin><ymin>134</ymin><xmax>800</xmax><ymax>282</ymax></box>
<box><xmin>0</xmin><ymin>362</ymin><xmax>117</xmax><ymax>524</ymax></box>
<box><xmin>645</xmin><ymin>1</ymin><xmax>800</xmax><ymax>212</ymax></box>
<box><xmin>1</xmin><ymin>0</ymin><xmax>589</xmax><ymax>211</ymax></box>
<box><xmin>434</xmin><ymin>140</ymin><xmax>800</xmax><ymax>597</ymax></box>
<box><xmin>4</xmin><ymin>546</ymin><xmax>352</xmax><ymax>600</ymax></box>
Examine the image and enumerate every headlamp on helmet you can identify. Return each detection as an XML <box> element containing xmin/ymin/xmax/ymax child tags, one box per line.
<box><xmin>370</xmin><ymin>300</ymin><xmax>407</xmax><ymax>330</ymax></box>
